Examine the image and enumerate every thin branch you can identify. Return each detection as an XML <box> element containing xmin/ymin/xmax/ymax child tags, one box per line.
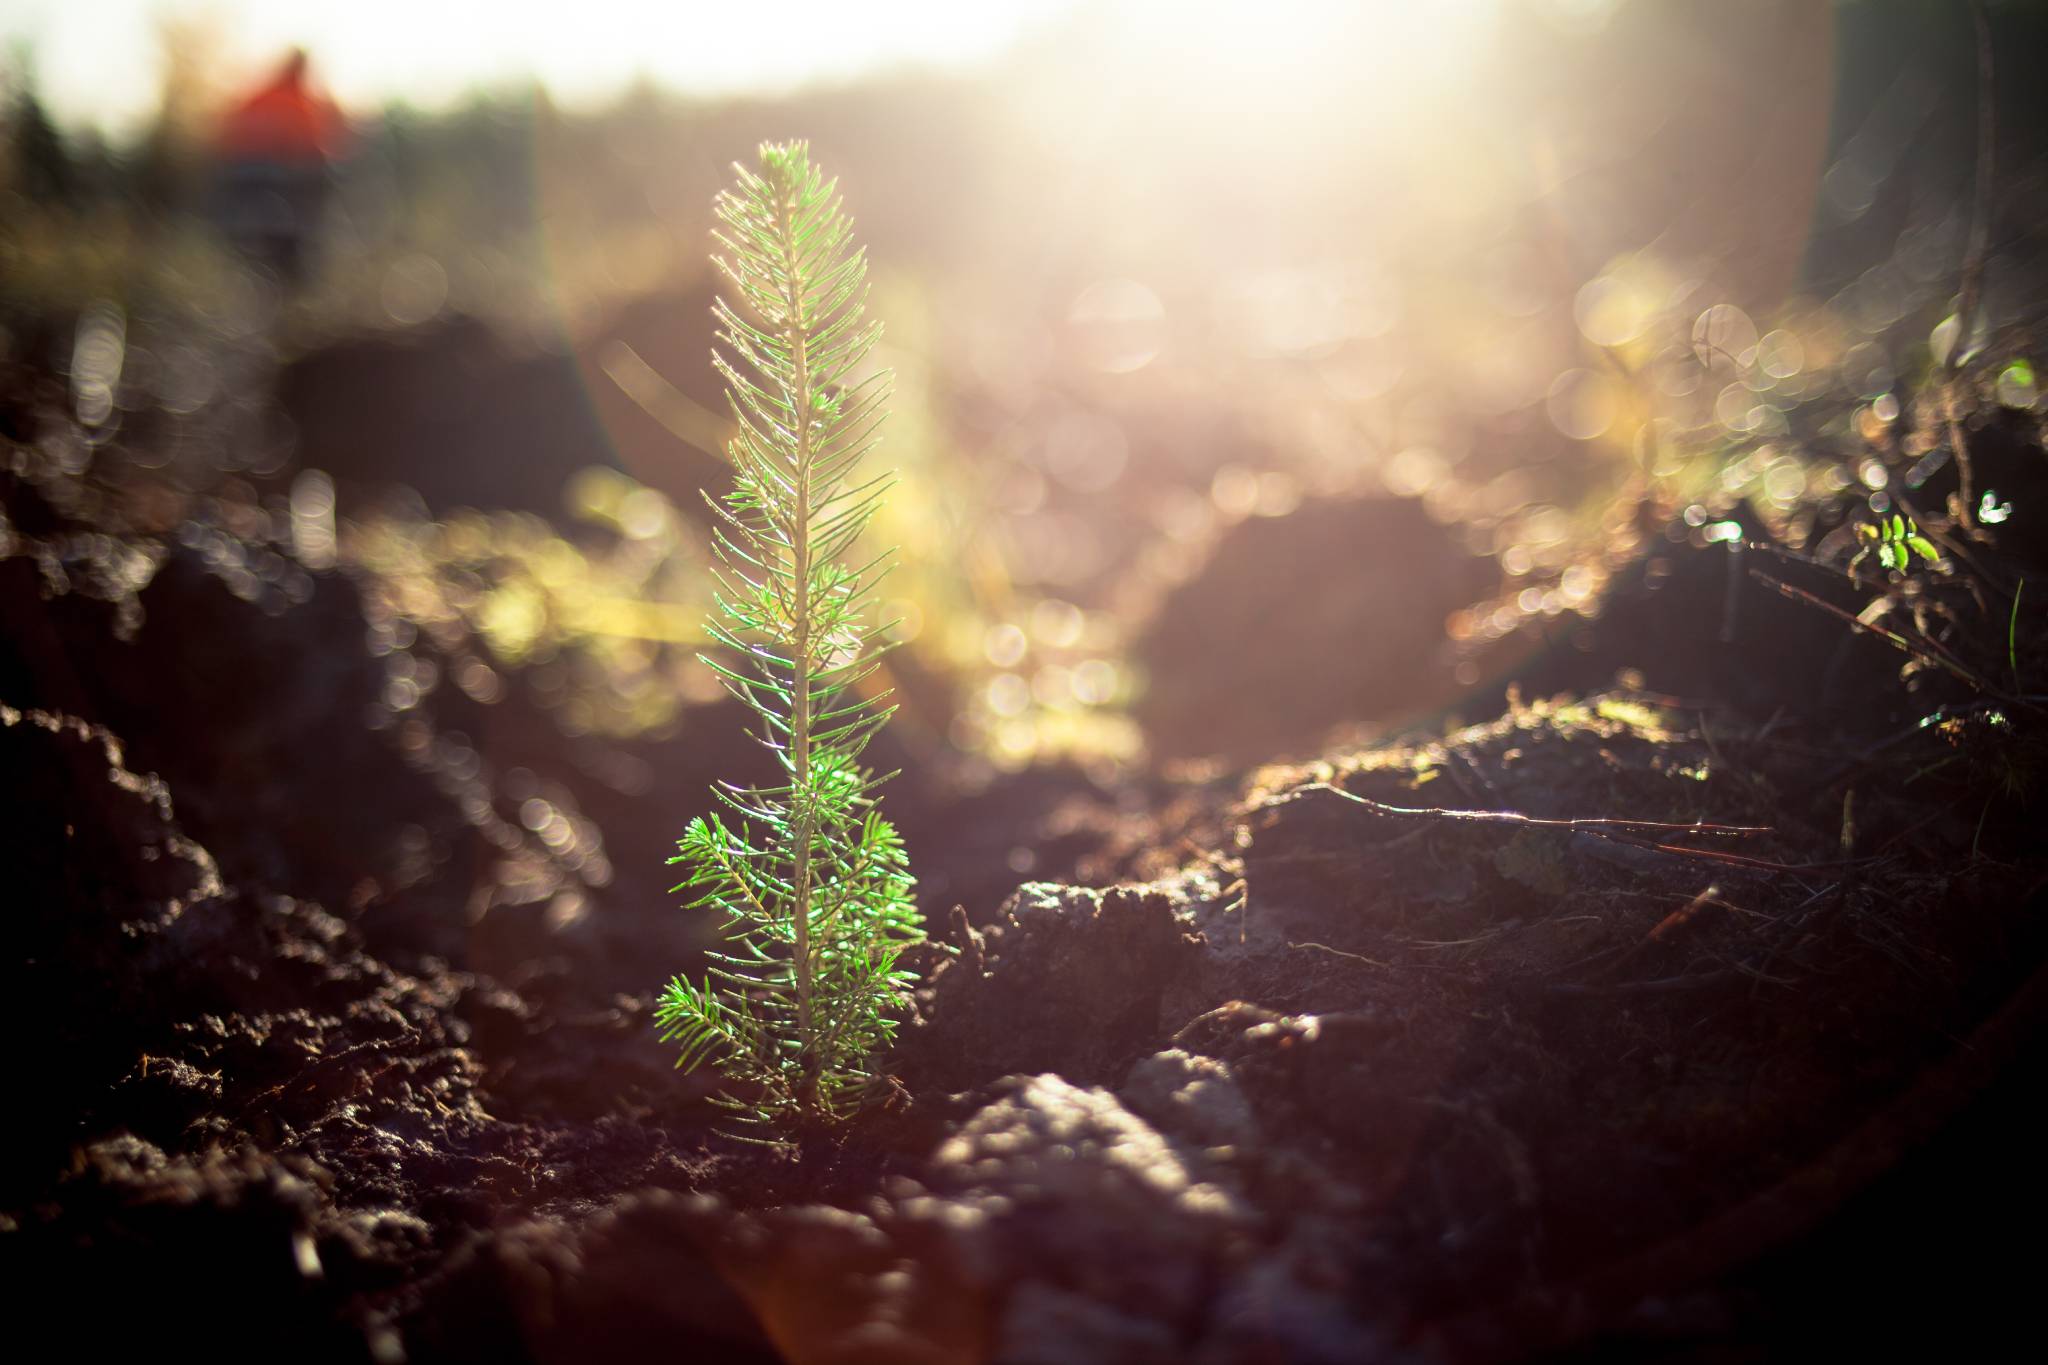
<box><xmin>1747</xmin><ymin>567</ymin><xmax>1999</xmax><ymax>694</ymax></box>
<box><xmin>1250</xmin><ymin>780</ymin><xmax>1771</xmax><ymax>836</ymax></box>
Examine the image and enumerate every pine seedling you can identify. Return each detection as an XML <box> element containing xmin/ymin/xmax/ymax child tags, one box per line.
<box><xmin>654</xmin><ymin>142</ymin><xmax>921</xmax><ymax>1133</ymax></box>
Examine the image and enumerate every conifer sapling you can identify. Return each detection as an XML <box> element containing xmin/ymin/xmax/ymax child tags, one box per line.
<box><xmin>655</xmin><ymin>141</ymin><xmax>921</xmax><ymax>1131</ymax></box>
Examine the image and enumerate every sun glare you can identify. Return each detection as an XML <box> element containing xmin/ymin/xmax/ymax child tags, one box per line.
<box><xmin>1121</xmin><ymin>0</ymin><xmax>1501</xmax><ymax>89</ymax></box>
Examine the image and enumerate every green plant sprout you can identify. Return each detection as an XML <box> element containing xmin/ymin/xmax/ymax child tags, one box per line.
<box><xmin>1853</xmin><ymin>512</ymin><xmax>1940</xmax><ymax>575</ymax></box>
<box><xmin>654</xmin><ymin>141</ymin><xmax>921</xmax><ymax>1133</ymax></box>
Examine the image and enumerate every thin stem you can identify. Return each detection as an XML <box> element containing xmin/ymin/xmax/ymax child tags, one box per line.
<box><xmin>2011</xmin><ymin>579</ymin><xmax>2026</xmax><ymax>692</ymax></box>
<box><xmin>777</xmin><ymin>168</ymin><xmax>818</xmax><ymax>1095</ymax></box>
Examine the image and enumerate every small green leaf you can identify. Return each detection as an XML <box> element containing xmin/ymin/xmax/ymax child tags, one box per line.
<box><xmin>1997</xmin><ymin>360</ymin><xmax>2037</xmax><ymax>408</ymax></box>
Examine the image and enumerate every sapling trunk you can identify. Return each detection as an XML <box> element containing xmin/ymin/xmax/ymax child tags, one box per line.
<box><xmin>784</xmin><ymin>194</ymin><xmax>817</xmax><ymax>1082</ymax></box>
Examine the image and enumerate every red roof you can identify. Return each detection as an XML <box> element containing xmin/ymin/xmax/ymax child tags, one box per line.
<box><xmin>216</xmin><ymin>50</ymin><xmax>347</xmax><ymax>162</ymax></box>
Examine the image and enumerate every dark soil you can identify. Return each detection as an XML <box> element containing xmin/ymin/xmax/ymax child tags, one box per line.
<box><xmin>4</xmin><ymin>377</ymin><xmax>2047</xmax><ymax>1363</ymax></box>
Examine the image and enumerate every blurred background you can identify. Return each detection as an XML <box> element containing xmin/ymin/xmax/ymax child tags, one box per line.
<box><xmin>3</xmin><ymin>0</ymin><xmax>2044</xmax><ymax>934</ymax></box>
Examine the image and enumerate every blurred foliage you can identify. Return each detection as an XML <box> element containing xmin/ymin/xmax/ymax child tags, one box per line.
<box><xmin>348</xmin><ymin>467</ymin><xmax>716</xmax><ymax>739</ymax></box>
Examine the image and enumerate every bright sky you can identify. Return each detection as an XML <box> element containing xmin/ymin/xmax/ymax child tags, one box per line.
<box><xmin>4</xmin><ymin>0</ymin><xmax>1081</xmax><ymax>132</ymax></box>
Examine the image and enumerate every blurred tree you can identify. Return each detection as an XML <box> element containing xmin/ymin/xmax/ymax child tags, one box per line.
<box><xmin>3</xmin><ymin>47</ymin><xmax>76</xmax><ymax>208</ymax></box>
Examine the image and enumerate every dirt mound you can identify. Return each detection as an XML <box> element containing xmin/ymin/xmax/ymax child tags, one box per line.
<box><xmin>1134</xmin><ymin>496</ymin><xmax>1494</xmax><ymax>762</ymax></box>
<box><xmin>7</xmin><ymin>392</ymin><xmax>2047</xmax><ymax>1360</ymax></box>
<box><xmin>0</xmin><ymin>701</ymin><xmax>732</xmax><ymax>1357</ymax></box>
<box><xmin>276</xmin><ymin>290</ymin><xmax>731</xmax><ymax>518</ymax></box>
<box><xmin>6</xmin><ymin>626</ymin><xmax>2046</xmax><ymax>1360</ymax></box>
